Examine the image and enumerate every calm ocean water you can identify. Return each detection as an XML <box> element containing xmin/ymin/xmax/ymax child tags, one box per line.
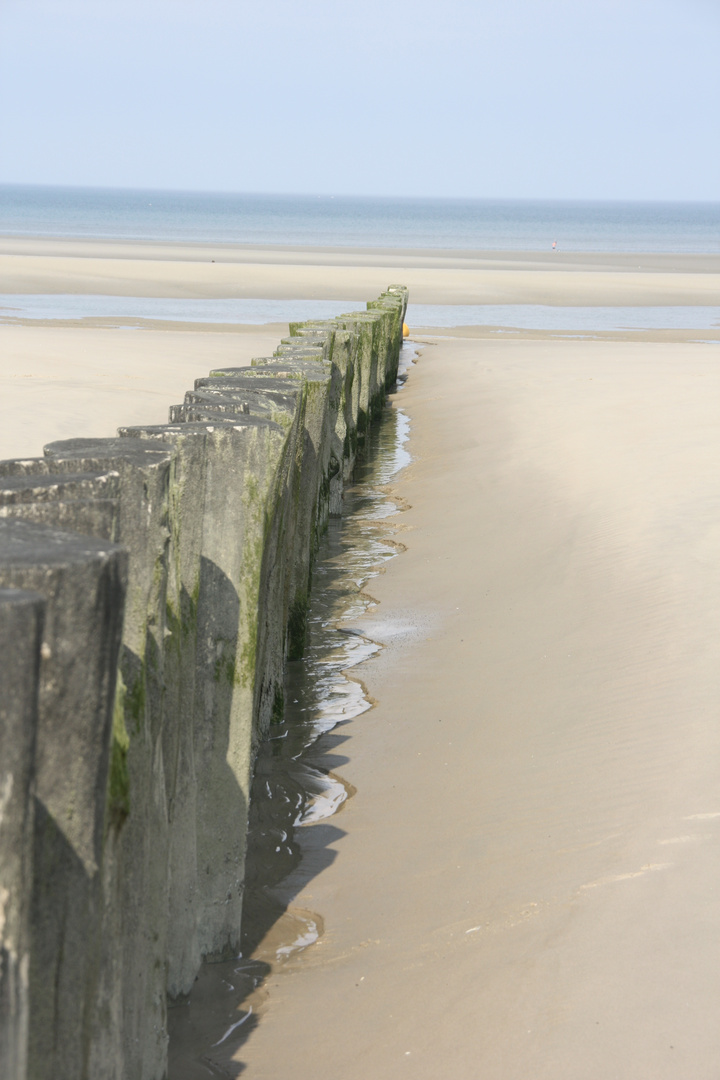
<box><xmin>1</xmin><ymin>185</ymin><xmax>719</xmax><ymax>253</ymax></box>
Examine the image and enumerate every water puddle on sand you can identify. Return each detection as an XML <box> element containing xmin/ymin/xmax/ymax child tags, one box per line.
<box><xmin>167</xmin><ymin>344</ymin><xmax>417</xmax><ymax>1079</ymax></box>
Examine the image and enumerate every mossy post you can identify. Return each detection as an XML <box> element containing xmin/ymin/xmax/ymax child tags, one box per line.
<box><xmin>0</xmin><ymin>459</ymin><xmax>120</xmax><ymax>539</ymax></box>
<box><xmin>116</xmin><ymin>424</ymin><xmax>209</xmax><ymax>1000</ymax></box>
<box><xmin>0</xmin><ymin>447</ymin><xmax>171</xmax><ymax>1080</ymax></box>
<box><xmin>249</xmin><ymin>357</ymin><xmax>340</xmax><ymax>542</ymax></box>
<box><xmin>183</xmin><ymin>417</ymin><xmax>294</xmax><ymax>961</ymax></box>
<box><xmin>208</xmin><ymin>361</ymin><xmax>336</xmax><ymax>664</ymax></box>
<box><xmin>288</xmin><ymin>321</ymin><xmax>361</xmax><ymax>487</ymax></box>
<box><xmin>332</xmin><ymin>313</ymin><xmax>377</xmax><ymax>439</ymax></box>
<box><xmin>174</xmin><ymin>377</ymin><xmax>309</xmax><ymax>686</ymax></box>
<box><xmin>42</xmin><ymin>438</ymin><xmax>175</xmax><ymax>1080</ymax></box>
<box><xmin>119</xmin><ymin>416</ymin><xmax>298</xmax><ymax>971</ymax></box>
<box><xmin>170</xmin><ymin>383</ymin><xmax>300</xmax><ymax>428</ymax></box>
<box><xmin>0</xmin><ymin>520</ymin><xmax>127</xmax><ymax>1080</ymax></box>
<box><xmin>367</xmin><ymin>284</ymin><xmax>409</xmax><ymax>386</ymax></box>
<box><xmin>0</xmin><ymin>589</ymin><xmax>44</xmax><ymax>1080</ymax></box>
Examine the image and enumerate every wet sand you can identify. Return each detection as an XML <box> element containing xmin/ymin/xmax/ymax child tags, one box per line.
<box><xmin>235</xmin><ymin>332</ymin><xmax>720</xmax><ymax>1079</ymax></box>
<box><xmin>2</xmin><ymin>239</ymin><xmax>720</xmax><ymax>1076</ymax></box>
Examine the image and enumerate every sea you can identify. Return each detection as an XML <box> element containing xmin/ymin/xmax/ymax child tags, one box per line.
<box><xmin>3</xmin><ymin>185</ymin><xmax>720</xmax><ymax>251</ymax></box>
<box><xmin>1</xmin><ymin>185</ymin><xmax>719</xmax><ymax>331</ymax></box>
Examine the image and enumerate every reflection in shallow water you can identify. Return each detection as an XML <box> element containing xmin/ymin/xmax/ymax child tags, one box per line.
<box><xmin>167</xmin><ymin>345</ymin><xmax>416</xmax><ymax>1079</ymax></box>
<box><xmin>0</xmin><ymin>293</ymin><xmax>366</xmax><ymax>325</ymax></box>
<box><xmin>407</xmin><ymin>303</ymin><xmax>720</xmax><ymax>331</ymax></box>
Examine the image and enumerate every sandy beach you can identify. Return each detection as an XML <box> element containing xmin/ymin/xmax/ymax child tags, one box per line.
<box><xmin>2</xmin><ymin>237</ymin><xmax>719</xmax><ymax>459</ymax></box>
<box><xmin>233</xmin><ymin>331</ymin><xmax>720</xmax><ymax>1079</ymax></box>
<box><xmin>3</xmin><ymin>236</ymin><xmax>720</xmax><ymax>304</ymax></box>
<box><xmin>3</xmin><ymin>238</ymin><xmax>720</xmax><ymax>1077</ymax></box>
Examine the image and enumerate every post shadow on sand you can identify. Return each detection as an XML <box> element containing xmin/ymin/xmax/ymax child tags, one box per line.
<box><xmin>165</xmin><ymin>520</ymin><xmax>350</xmax><ymax>1076</ymax></box>
<box><xmin>167</xmin><ymin>419</ymin><xmax>406</xmax><ymax>1078</ymax></box>
<box><xmin>166</xmin><ymin>683</ymin><xmax>349</xmax><ymax>1079</ymax></box>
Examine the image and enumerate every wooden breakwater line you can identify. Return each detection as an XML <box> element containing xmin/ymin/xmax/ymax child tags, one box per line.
<box><xmin>0</xmin><ymin>286</ymin><xmax>408</xmax><ymax>1080</ymax></box>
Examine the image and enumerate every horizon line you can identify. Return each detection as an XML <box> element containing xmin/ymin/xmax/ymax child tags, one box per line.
<box><xmin>1</xmin><ymin>182</ymin><xmax>719</xmax><ymax>207</ymax></box>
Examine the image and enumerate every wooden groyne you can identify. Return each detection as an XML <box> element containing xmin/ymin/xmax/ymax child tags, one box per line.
<box><xmin>0</xmin><ymin>286</ymin><xmax>408</xmax><ymax>1080</ymax></box>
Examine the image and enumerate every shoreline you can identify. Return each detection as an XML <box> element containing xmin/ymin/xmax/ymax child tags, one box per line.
<box><xmin>4</xmin><ymin>234</ymin><xmax>720</xmax><ymax>269</ymax></box>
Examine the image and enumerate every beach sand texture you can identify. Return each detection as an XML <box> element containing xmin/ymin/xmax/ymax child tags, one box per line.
<box><xmin>3</xmin><ymin>237</ymin><xmax>720</xmax><ymax>303</ymax></box>
<box><xmin>2</xmin><ymin>239</ymin><xmax>720</xmax><ymax>1077</ymax></box>
<box><xmin>235</xmin><ymin>333</ymin><xmax>720</xmax><ymax>1079</ymax></box>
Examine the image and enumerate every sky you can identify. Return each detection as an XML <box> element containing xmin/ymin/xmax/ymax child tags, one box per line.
<box><xmin>0</xmin><ymin>0</ymin><xmax>718</xmax><ymax>201</ymax></box>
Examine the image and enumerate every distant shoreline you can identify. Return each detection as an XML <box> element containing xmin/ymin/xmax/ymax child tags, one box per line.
<box><xmin>2</xmin><ymin>239</ymin><xmax>720</xmax><ymax>309</ymax></box>
<box><xmin>3</xmin><ymin>234</ymin><xmax>720</xmax><ymax>271</ymax></box>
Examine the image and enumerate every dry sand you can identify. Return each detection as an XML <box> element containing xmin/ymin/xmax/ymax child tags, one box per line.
<box><xmin>2</xmin><ymin>239</ymin><xmax>720</xmax><ymax>1077</ymax></box>
<box><xmin>3</xmin><ymin>236</ymin><xmax>720</xmax><ymax>304</ymax></box>
<box><xmin>0</xmin><ymin>322</ymin><xmax>284</xmax><ymax>459</ymax></box>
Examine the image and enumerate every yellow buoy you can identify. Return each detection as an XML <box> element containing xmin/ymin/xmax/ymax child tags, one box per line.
<box><xmin>402</xmin><ymin>322</ymin><xmax>410</xmax><ymax>338</ymax></box>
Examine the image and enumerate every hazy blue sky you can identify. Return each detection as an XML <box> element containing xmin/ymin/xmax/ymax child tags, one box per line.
<box><xmin>1</xmin><ymin>0</ymin><xmax>718</xmax><ymax>200</ymax></box>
